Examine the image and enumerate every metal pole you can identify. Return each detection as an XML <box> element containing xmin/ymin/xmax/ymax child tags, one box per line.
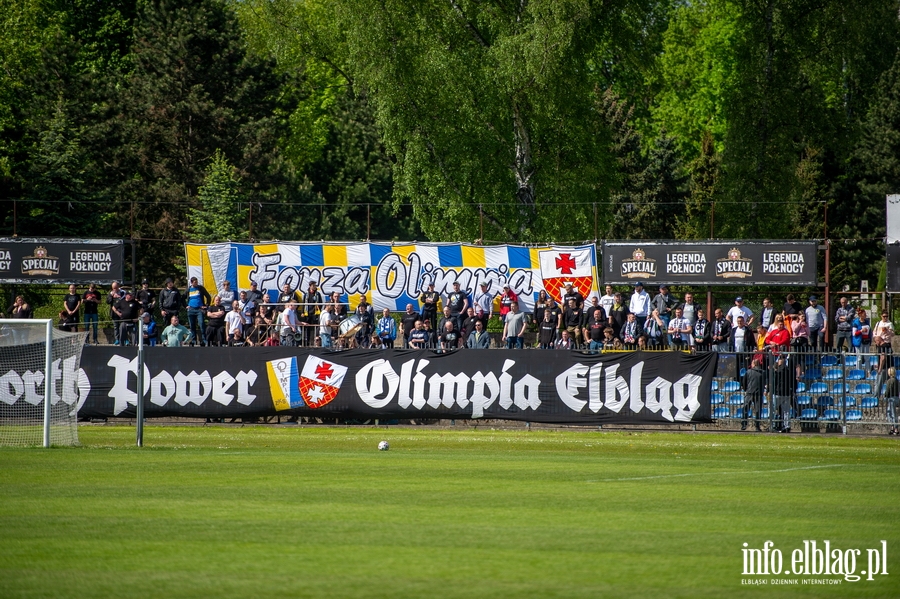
<box><xmin>825</xmin><ymin>239</ymin><xmax>831</xmax><ymax>348</ymax></box>
<box><xmin>43</xmin><ymin>319</ymin><xmax>52</xmax><ymax>448</ymax></box>
<box><xmin>136</xmin><ymin>317</ymin><xmax>144</xmax><ymax>447</ymax></box>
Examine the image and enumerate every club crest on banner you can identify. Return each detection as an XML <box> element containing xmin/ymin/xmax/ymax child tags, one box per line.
<box><xmin>266</xmin><ymin>357</ymin><xmax>300</xmax><ymax>411</ymax></box>
<box><xmin>299</xmin><ymin>355</ymin><xmax>348</xmax><ymax>409</ymax></box>
<box><xmin>538</xmin><ymin>248</ymin><xmax>594</xmax><ymax>303</ymax></box>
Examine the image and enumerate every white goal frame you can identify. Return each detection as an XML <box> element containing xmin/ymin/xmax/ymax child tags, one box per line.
<box><xmin>0</xmin><ymin>319</ymin><xmax>80</xmax><ymax>447</ymax></box>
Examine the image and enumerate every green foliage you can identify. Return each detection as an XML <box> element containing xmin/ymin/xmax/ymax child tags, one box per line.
<box><xmin>185</xmin><ymin>149</ymin><xmax>248</xmax><ymax>243</ymax></box>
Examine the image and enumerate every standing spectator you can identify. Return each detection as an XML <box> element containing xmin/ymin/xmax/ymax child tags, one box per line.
<box><xmin>302</xmin><ymin>282</ymin><xmax>324</xmax><ymax>346</ymax></box>
<box><xmin>585</xmin><ymin>308</ymin><xmax>607</xmax><ymax>351</ymax></box>
<box><xmin>740</xmin><ymin>357</ymin><xmax>765</xmax><ymax>431</ymax></box>
<box><xmin>679</xmin><ymin>292</ymin><xmax>699</xmax><ymax>329</ymax></box>
<box><xmin>353</xmin><ymin>302</ymin><xmax>374</xmax><ymax>348</ymax></box>
<box><xmin>63</xmin><ymin>284</ymin><xmax>82</xmax><ymax>332</ymax></box>
<box><xmin>759</xmin><ymin>297</ymin><xmax>776</xmax><ymax>330</ymax></box>
<box><xmin>886</xmin><ymin>367</ymin><xmax>899</xmax><ymax>436</ymax></box>
<box><xmin>205</xmin><ymin>296</ymin><xmax>226</xmax><ymax>346</ymax></box>
<box><xmin>439</xmin><ymin>320</ymin><xmax>462</xmax><ymax>352</ymax></box>
<box><xmin>158</xmin><ymin>278</ymin><xmax>183</xmax><ymax>327</ymax></box>
<box><xmin>419</xmin><ymin>282</ymin><xmax>441</xmax><ymax>330</ymax></box>
<box><xmin>692</xmin><ymin>308</ymin><xmax>711</xmax><ymax>351</ymax></box>
<box><xmin>498</xmin><ymin>284</ymin><xmax>518</xmax><ymax>321</ymax></box>
<box><xmin>408</xmin><ymin>320</ymin><xmax>429</xmax><ymax>349</ymax></box>
<box><xmin>136</xmin><ymin>279</ymin><xmax>156</xmax><ymax>315</ymax></box>
<box><xmin>562</xmin><ymin>298</ymin><xmax>583</xmax><ymax>348</ymax></box>
<box><xmin>237</xmin><ymin>291</ymin><xmax>256</xmax><ymax>326</ymax></box>
<box><xmin>538</xmin><ymin>310</ymin><xmax>557</xmax><ymax>349</ymax></box>
<box><xmin>503</xmin><ymin>302</ymin><xmax>527</xmax><ymax>349</ymax></box>
<box><xmin>562</xmin><ymin>281</ymin><xmax>584</xmax><ymax>311</ymax></box>
<box><xmin>473</xmin><ymin>282</ymin><xmax>493</xmax><ymax>321</ymax></box>
<box><xmin>82</xmin><ymin>283</ymin><xmax>101</xmax><ymax>344</ymax></box>
<box><xmin>460</xmin><ymin>307</ymin><xmax>479</xmax><ymax>340</ymax></box>
<box><xmin>161</xmin><ymin>315</ymin><xmax>191</xmax><ymax>347</ymax></box>
<box><xmin>607</xmin><ymin>292</ymin><xmax>628</xmax><ymax>338</ymax></box>
<box><xmin>805</xmin><ymin>295</ymin><xmax>827</xmax><ymax>351</ymax></box>
<box><xmin>225</xmin><ymin>300</ymin><xmax>243</xmax><ymax>345</ymax></box>
<box><xmin>185</xmin><ymin>277</ymin><xmax>211</xmax><ymax>346</ymax></box>
<box><xmin>467</xmin><ymin>319</ymin><xmax>490</xmax><ymax>349</ymax></box>
<box><xmin>771</xmin><ymin>356</ymin><xmax>795</xmax><ymax>433</ymax></box>
<box><xmin>140</xmin><ymin>312</ymin><xmax>158</xmax><ymax>346</ymax></box>
<box><xmin>218</xmin><ymin>280</ymin><xmax>235</xmax><ymax>313</ymax></box>
<box><xmin>600</xmin><ymin>285</ymin><xmax>615</xmax><ymax>318</ymax></box>
<box><xmin>276</xmin><ymin>283</ymin><xmax>298</xmax><ymax>313</ymax></box>
<box><xmin>726</xmin><ymin>296</ymin><xmax>754</xmax><ymax>326</ymax></box>
<box><xmin>113</xmin><ymin>290</ymin><xmax>141</xmax><ymax>346</ymax></box>
<box><xmin>790</xmin><ymin>313</ymin><xmax>809</xmax><ymax>350</ymax></box>
<box><xmin>651</xmin><ymin>284</ymin><xmax>678</xmax><ymax>339</ymax></box>
<box><xmin>783</xmin><ymin>293</ymin><xmax>803</xmax><ymax>316</ymax></box>
<box><xmin>643</xmin><ymin>309</ymin><xmax>666</xmax><ymax>348</ymax></box>
<box><xmin>328</xmin><ymin>291</ymin><xmax>347</xmax><ymax>323</ymax></box>
<box><xmin>319</xmin><ymin>304</ymin><xmax>336</xmax><ymax>348</ymax></box>
<box><xmin>245</xmin><ymin>281</ymin><xmax>263</xmax><ymax>306</ymax></box>
<box><xmin>545</xmin><ymin>298</ymin><xmax>563</xmax><ymax>332</ymax></box>
<box><xmin>730</xmin><ymin>315</ymin><xmax>753</xmax><ymax>353</ymax></box>
<box><xmin>628</xmin><ymin>281</ymin><xmax>650</xmax><ymax>328</ymax></box>
<box><xmin>667</xmin><ymin>307</ymin><xmax>692</xmax><ymax>349</ymax></box>
<box><xmin>764</xmin><ymin>315</ymin><xmax>791</xmax><ymax>355</ymax></box>
<box><xmin>438</xmin><ymin>306</ymin><xmax>456</xmax><ymax>333</ymax></box>
<box><xmin>376</xmin><ymin>308</ymin><xmax>396</xmax><ymax>349</ymax></box>
<box><xmin>711</xmin><ymin>308</ymin><xmax>731</xmax><ymax>352</ymax></box>
<box><xmin>852</xmin><ymin>309</ymin><xmax>871</xmax><ymax>354</ymax></box>
<box><xmin>833</xmin><ymin>296</ymin><xmax>854</xmax><ymax>352</ymax></box>
<box><xmin>400</xmin><ymin>304</ymin><xmax>420</xmax><ymax>348</ymax></box>
<box><xmin>533</xmin><ymin>290</ymin><xmax>550</xmax><ymax>327</ymax></box>
<box><xmin>106</xmin><ymin>282</ymin><xmax>126</xmax><ymax>345</ymax></box>
<box><xmin>279</xmin><ymin>301</ymin><xmax>299</xmax><ymax>346</ymax></box>
<box><xmin>620</xmin><ymin>312</ymin><xmax>640</xmax><ymax>346</ymax></box>
<box><xmin>446</xmin><ymin>281</ymin><xmax>468</xmax><ymax>332</ymax></box>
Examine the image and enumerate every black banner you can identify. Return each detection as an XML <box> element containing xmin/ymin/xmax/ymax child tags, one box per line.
<box><xmin>0</xmin><ymin>238</ymin><xmax>125</xmax><ymax>284</ymax></box>
<box><xmin>68</xmin><ymin>347</ymin><xmax>717</xmax><ymax>424</ymax></box>
<box><xmin>887</xmin><ymin>244</ymin><xmax>900</xmax><ymax>292</ymax></box>
<box><xmin>601</xmin><ymin>241</ymin><xmax>818</xmax><ymax>286</ymax></box>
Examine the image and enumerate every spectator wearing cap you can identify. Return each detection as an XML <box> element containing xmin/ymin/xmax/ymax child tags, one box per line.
<box><xmin>141</xmin><ymin>311</ymin><xmax>158</xmax><ymax>346</ymax></box>
<box><xmin>245</xmin><ymin>281</ymin><xmax>262</xmax><ymax>306</ymax></box>
<box><xmin>499</xmin><ymin>284</ymin><xmax>518</xmax><ymax>322</ymax></box>
<box><xmin>805</xmin><ymin>295</ymin><xmax>827</xmax><ymax>351</ymax></box>
<box><xmin>473</xmin><ymin>281</ymin><xmax>494</xmax><ymax>320</ymax></box>
<box><xmin>726</xmin><ymin>296</ymin><xmax>754</xmax><ymax>327</ymax></box>
<box><xmin>159</xmin><ymin>277</ymin><xmax>184</xmax><ymax>327</ymax></box>
<box><xmin>219</xmin><ymin>280</ymin><xmax>235</xmax><ymax>312</ymax></box>
<box><xmin>136</xmin><ymin>279</ymin><xmax>156</xmax><ymax>315</ymax></box>
<box><xmin>628</xmin><ymin>281</ymin><xmax>650</xmax><ymax>329</ymax></box>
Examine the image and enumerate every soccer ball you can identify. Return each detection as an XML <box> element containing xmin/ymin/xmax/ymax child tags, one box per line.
<box><xmin>378</xmin><ymin>440</ymin><xmax>389</xmax><ymax>451</ymax></box>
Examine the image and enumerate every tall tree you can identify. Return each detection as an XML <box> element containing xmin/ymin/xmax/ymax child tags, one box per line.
<box><xmin>185</xmin><ymin>149</ymin><xmax>248</xmax><ymax>243</ymax></box>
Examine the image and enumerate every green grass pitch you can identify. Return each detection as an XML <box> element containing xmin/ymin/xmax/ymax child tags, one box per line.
<box><xmin>1</xmin><ymin>426</ymin><xmax>898</xmax><ymax>598</ymax></box>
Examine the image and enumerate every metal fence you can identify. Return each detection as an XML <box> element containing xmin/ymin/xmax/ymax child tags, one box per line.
<box><xmin>707</xmin><ymin>349</ymin><xmax>897</xmax><ymax>432</ymax></box>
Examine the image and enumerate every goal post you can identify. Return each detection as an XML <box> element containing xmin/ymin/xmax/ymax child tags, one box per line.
<box><xmin>0</xmin><ymin>319</ymin><xmax>86</xmax><ymax>447</ymax></box>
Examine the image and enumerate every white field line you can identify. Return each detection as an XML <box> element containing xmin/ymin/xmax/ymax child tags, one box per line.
<box><xmin>589</xmin><ymin>463</ymin><xmax>846</xmax><ymax>483</ymax></box>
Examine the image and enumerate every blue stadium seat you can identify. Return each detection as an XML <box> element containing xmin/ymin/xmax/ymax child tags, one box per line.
<box><xmin>841</xmin><ymin>397</ymin><xmax>856</xmax><ymax>408</ymax></box>
<box><xmin>809</xmin><ymin>382</ymin><xmax>828</xmax><ymax>395</ymax></box>
<box><xmin>804</xmin><ymin>368</ymin><xmax>822</xmax><ymax>380</ymax></box>
<box><xmin>843</xmin><ymin>355</ymin><xmax>858</xmax><ymax>367</ymax></box>
<box><xmin>853</xmin><ymin>383</ymin><xmax>872</xmax><ymax>395</ymax></box>
<box><xmin>760</xmin><ymin>407</ymin><xmax>769</xmax><ymax>419</ymax></box>
<box><xmin>711</xmin><ymin>393</ymin><xmax>725</xmax><ymax>404</ymax></box>
<box><xmin>831</xmin><ymin>382</ymin><xmax>850</xmax><ymax>394</ymax></box>
<box><xmin>861</xmin><ymin>397</ymin><xmax>878</xmax><ymax>409</ymax></box>
<box><xmin>796</xmin><ymin>395</ymin><xmax>812</xmax><ymax>406</ymax></box>
<box><xmin>723</xmin><ymin>381</ymin><xmax>741</xmax><ymax>392</ymax></box>
<box><xmin>711</xmin><ymin>380</ymin><xmax>719</xmax><ymax>391</ymax></box>
<box><xmin>868</xmin><ymin>369</ymin><xmax>879</xmax><ymax>380</ymax></box>
<box><xmin>728</xmin><ymin>393</ymin><xmax>744</xmax><ymax>406</ymax></box>
<box><xmin>821</xmin><ymin>355</ymin><xmax>838</xmax><ymax>366</ymax></box>
<box><xmin>846</xmin><ymin>410</ymin><xmax>863</xmax><ymax>421</ymax></box>
<box><xmin>823</xmin><ymin>369</ymin><xmax>843</xmax><ymax>381</ymax></box>
<box><xmin>868</xmin><ymin>355</ymin><xmax>880</xmax><ymax>368</ymax></box>
<box><xmin>800</xmin><ymin>408</ymin><xmax>818</xmax><ymax>420</ymax></box>
<box><xmin>817</xmin><ymin>396</ymin><xmax>834</xmax><ymax>407</ymax></box>
<box><xmin>713</xmin><ymin>407</ymin><xmax>731</xmax><ymax>419</ymax></box>
<box><xmin>795</xmin><ymin>381</ymin><xmax>807</xmax><ymax>393</ymax></box>
<box><xmin>820</xmin><ymin>409</ymin><xmax>841</xmax><ymax>421</ymax></box>
<box><xmin>847</xmin><ymin>369</ymin><xmax>865</xmax><ymax>381</ymax></box>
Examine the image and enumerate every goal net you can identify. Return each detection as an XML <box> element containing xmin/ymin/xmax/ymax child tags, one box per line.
<box><xmin>0</xmin><ymin>319</ymin><xmax>86</xmax><ymax>447</ymax></box>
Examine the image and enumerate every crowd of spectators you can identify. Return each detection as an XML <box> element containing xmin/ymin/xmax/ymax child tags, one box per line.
<box><xmin>2</xmin><ymin>279</ymin><xmax>894</xmax><ymax>356</ymax></box>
